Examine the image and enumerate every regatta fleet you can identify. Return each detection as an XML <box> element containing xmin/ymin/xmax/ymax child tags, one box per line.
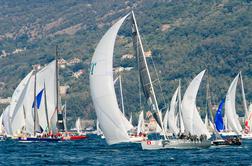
<box><xmin>1</xmin><ymin>11</ymin><xmax>251</xmax><ymax>150</ymax></box>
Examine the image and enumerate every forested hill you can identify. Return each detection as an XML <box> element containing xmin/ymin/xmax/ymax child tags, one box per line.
<box><xmin>0</xmin><ymin>0</ymin><xmax>252</xmax><ymax>127</ymax></box>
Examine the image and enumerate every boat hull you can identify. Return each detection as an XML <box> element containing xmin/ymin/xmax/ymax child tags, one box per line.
<box><xmin>129</xmin><ymin>136</ymin><xmax>144</xmax><ymax>143</ymax></box>
<box><xmin>212</xmin><ymin>139</ymin><xmax>241</xmax><ymax>146</ymax></box>
<box><xmin>17</xmin><ymin>137</ymin><xmax>61</xmax><ymax>142</ymax></box>
<box><xmin>220</xmin><ymin>131</ymin><xmax>241</xmax><ymax>138</ymax></box>
<box><xmin>141</xmin><ymin>139</ymin><xmax>211</xmax><ymax>150</ymax></box>
<box><xmin>242</xmin><ymin>133</ymin><xmax>252</xmax><ymax>139</ymax></box>
<box><xmin>69</xmin><ymin>135</ymin><xmax>87</xmax><ymax>140</ymax></box>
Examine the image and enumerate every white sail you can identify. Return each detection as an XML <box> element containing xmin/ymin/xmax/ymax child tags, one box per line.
<box><xmin>96</xmin><ymin>120</ymin><xmax>103</xmax><ymax>135</ymax></box>
<box><xmin>168</xmin><ymin>87</ymin><xmax>179</xmax><ymax>134</ymax></box>
<box><xmin>181</xmin><ymin>70</ymin><xmax>210</xmax><ymax>138</ymax></box>
<box><xmin>90</xmin><ymin>14</ymin><xmax>133</xmax><ymax>145</ymax></box>
<box><xmin>9</xmin><ymin>70</ymin><xmax>33</xmax><ymax>135</ymax></box>
<box><xmin>177</xmin><ymin>80</ymin><xmax>185</xmax><ymax>133</ymax></box>
<box><xmin>75</xmin><ymin>117</ymin><xmax>81</xmax><ymax>133</ymax></box>
<box><xmin>2</xmin><ymin>106</ymin><xmax>12</xmax><ymax>135</ymax></box>
<box><xmin>137</xmin><ymin>111</ymin><xmax>144</xmax><ymax>135</ymax></box>
<box><xmin>204</xmin><ymin>114</ymin><xmax>208</xmax><ymax>128</ymax></box>
<box><xmin>225</xmin><ymin>74</ymin><xmax>242</xmax><ymax>134</ymax></box>
<box><xmin>240</xmin><ymin>72</ymin><xmax>248</xmax><ymax>118</ymax></box>
<box><xmin>163</xmin><ymin>109</ymin><xmax>169</xmax><ymax>133</ymax></box>
<box><xmin>35</xmin><ymin>61</ymin><xmax>57</xmax><ymax>132</ymax></box>
<box><xmin>223</xmin><ymin>115</ymin><xmax>229</xmax><ymax>131</ymax></box>
<box><xmin>129</xmin><ymin>112</ymin><xmax>132</xmax><ymax>125</ymax></box>
<box><xmin>11</xmin><ymin>61</ymin><xmax>57</xmax><ymax>135</ymax></box>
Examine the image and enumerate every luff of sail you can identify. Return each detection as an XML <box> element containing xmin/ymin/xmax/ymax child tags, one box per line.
<box><xmin>90</xmin><ymin>14</ymin><xmax>133</xmax><ymax>145</ymax></box>
<box><xmin>181</xmin><ymin>70</ymin><xmax>210</xmax><ymax>138</ymax></box>
<box><xmin>225</xmin><ymin>74</ymin><xmax>242</xmax><ymax>134</ymax></box>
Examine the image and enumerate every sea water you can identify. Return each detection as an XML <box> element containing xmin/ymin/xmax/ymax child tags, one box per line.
<box><xmin>0</xmin><ymin>135</ymin><xmax>251</xmax><ymax>165</ymax></box>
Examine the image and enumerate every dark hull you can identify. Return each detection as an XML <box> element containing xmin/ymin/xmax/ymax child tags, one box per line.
<box><xmin>18</xmin><ymin>137</ymin><xmax>61</xmax><ymax>142</ymax></box>
<box><xmin>212</xmin><ymin>140</ymin><xmax>241</xmax><ymax>146</ymax></box>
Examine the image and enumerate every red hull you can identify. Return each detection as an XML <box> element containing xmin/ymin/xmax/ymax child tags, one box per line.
<box><xmin>69</xmin><ymin>135</ymin><xmax>87</xmax><ymax>140</ymax></box>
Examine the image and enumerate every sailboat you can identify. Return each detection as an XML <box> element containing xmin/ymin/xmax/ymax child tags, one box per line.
<box><xmin>212</xmin><ymin>99</ymin><xmax>241</xmax><ymax>145</ymax></box>
<box><xmin>17</xmin><ymin>64</ymin><xmax>61</xmax><ymax>142</ymax></box>
<box><xmin>243</xmin><ymin>103</ymin><xmax>252</xmax><ymax>139</ymax></box>
<box><xmin>142</xmin><ymin>72</ymin><xmax>211</xmax><ymax>148</ymax></box>
<box><xmin>220</xmin><ymin>73</ymin><xmax>243</xmax><ymax>138</ymax></box>
<box><xmin>90</xmin><ymin>13</ymin><xmax>135</xmax><ymax>145</ymax></box>
<box><xmin>239</xmin><ymin>72</ymin><xmax>252</xmax><ymax>139</ymax></box>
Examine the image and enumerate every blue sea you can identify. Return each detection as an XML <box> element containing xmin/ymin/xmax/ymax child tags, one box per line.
<box><xmin>0</xmin><ymin>135</ymin><xmax>251</xmax><ymax>165</ymax></box>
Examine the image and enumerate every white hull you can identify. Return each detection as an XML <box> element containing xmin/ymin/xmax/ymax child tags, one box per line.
<box><xmin>242</xmin><ymin>133</ymin><xmax>252</xmax><ymax>139</ymax></box>
<box><xmin>220</xmin><ymin>131</ymin><xmax>241</xmax><ymax>137</ymax></box>
<box><xmin>129</xmin><ymin>136</ymin><xmax>145</xmax><ymax>143</ymax></box>
<box><xmin>141</xmin><ymin>139</ymin><xmax>211</xmax><ymax>150</ymax></box>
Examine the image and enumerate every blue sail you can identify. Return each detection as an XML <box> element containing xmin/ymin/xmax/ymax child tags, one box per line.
<box><xmin>214</xmin><ymin>99</ymin><xmax>225</xmax><ymax>132</ymax></box>
<box><xmin>32</xmin><ymin>89</ymin><xmax>44</xmax><ymax>109</ymax></box>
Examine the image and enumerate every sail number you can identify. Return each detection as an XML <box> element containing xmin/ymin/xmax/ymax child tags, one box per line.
<box><xmin>90</xmin><ymin>62</ymin><xmax>97</xmax><ymax>75</ymax></box>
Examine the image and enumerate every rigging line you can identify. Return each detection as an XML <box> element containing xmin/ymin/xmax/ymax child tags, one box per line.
<box><xmin>141</xmin><ymin>33</ymin><xmax>167</xmax><ymax>108</ymax></box>
<box><xmin>137</xmin><ymin>36</ymin><xmax>143</xmax><ymax>110</ymax></box>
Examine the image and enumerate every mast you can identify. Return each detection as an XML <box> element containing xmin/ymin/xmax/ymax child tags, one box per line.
<box><xmin>33</xmin><ymin>67</ymin><xmax>38</xmax><ymax>136</ymax></box>
<box><xmin>240</xmin><ymin>72</ymin><xmax>248</xmax><ymax>118</ymax></box>
<box><xmin>131</xmin><ymin>11</ymin><xmax>163</xmax><ymax>128</ymax></box>
<box><xmin>55</xmin><ymin>46</ymin><xmax>65</xmax><ymax>132</ymax></box>
<box><xmin>119</xmin><ymin>75</ymin><xmax>125</xmax><ymax>116</ymax></box>
<box><xmin>64</xmin><ymin>101</ymin><xmax>67</xmax><ymax>132</ymax></box>
<box><xmin>43</xmin><ymin>81</ymin><xmax>50</xmax><ymax>132</ymax></box>
<box><xmin>178</xmin><ymin>79</ymin><xmax>182</xmax><ymax>133</ymax></box>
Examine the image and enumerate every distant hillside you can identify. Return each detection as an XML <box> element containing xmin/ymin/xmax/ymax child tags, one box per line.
<box><xmin>1</xmin><ymin>0</ymin><xmax>252</xmax><ymax>127</ymax></box>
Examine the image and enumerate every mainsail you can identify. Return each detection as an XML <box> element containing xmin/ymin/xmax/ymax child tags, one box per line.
<box><xmin>90</xmin><ymin>14</ymin><xmax>133</xmax><ymax>145</ymax></box>
<box><xmin>225</xmin><ymin>74</ymin><xmax>242</xmax><ymax>134</ymax></box>
<box><xmin>131</xmin><ymin>11</ymin><xmax>163</xmax><ymax>129</ymax></box>
<box><xmin>181</xmin><ymin>70</ymin><xmax>210</xmax><ymax>138</ymax></box>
